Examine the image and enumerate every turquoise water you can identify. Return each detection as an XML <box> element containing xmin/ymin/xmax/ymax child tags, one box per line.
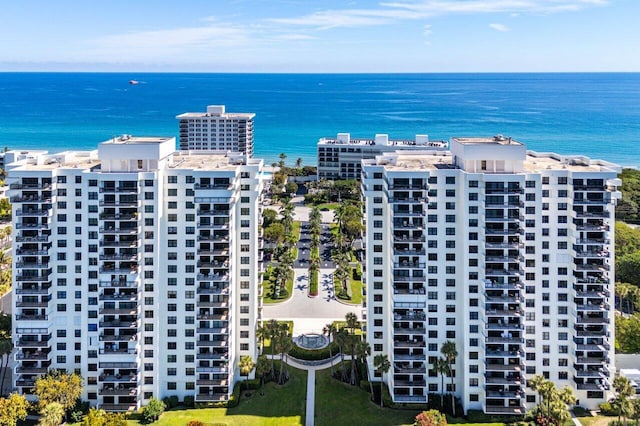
<box><xmin>0</xmin><ymin>73</ymin><xmax>639</xmax><ymax>166</ymax></box>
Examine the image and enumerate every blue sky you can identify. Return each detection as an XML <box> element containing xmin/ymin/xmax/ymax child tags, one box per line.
<box><xmin>0</xmin><ymin>0</ymin><xmax>637</xmax><ymax>72</ymax></box>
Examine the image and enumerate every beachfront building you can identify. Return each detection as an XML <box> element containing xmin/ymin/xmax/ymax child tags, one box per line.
<box><xmin>176</xmin><ymin>105</ymin><xmax>255</xmax><ymax>156</ymax></box>
<box><xmin>362</xmin><ymin>135</ymin><xmax>621</xmax><ymax>414</ymax></box>
<box><xmin>0</xmin><ymin>150</ymin><xmax>49</xmax><ymax>171</ymax></box>
<box><xmin>7</xmin><ymin>135</ymin><xmax>264</xmax><ymax>410</ymax></box>
<box><xmin>317</xmin><ymin>133</ymin><xmax>448</xmax><ymax>180</ymax></box>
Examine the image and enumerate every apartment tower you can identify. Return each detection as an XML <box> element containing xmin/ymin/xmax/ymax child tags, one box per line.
<box><xmin>317</xmin><ymin>133</ymin><xmax>448</xmax><ymax>180</ymax></box>
<box><xmin>9</xmin><ymin>136</ymin><xmax>264</xmax><ymax>410</ymax></box>
<box><xmin>362</xmin><ymin>136</ymin><xmax>620</xmax><ymax>414</ymax></box>
<box><xmin>176</xmin><ymin>105</ymin><xmax>255</xmax><ymax>156</ymax></box>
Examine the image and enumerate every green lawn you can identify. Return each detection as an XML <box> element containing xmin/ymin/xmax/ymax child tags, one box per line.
<box><xmin>309</xmin><ymin>268</ymin><xmax>319</xmax><ymax>296</ymax></box>
<box><xmin>316</xmin><ymin>202</ymin><xmax>340</xmax><ymax>211</ymax></box>
<box><xmin>334</xmin><ymin>267</ymin><xmax>363</xmax><ymax>305</ymax></box>
<box><xmin>122</xmin><ymin>365</ymin><xmax>306</xmax><ymax>426</ymax></box>
<box><xmin>578</xmin><ymin>415</ymin><xmax>616</xmax><ymax>426</ymax></box>
<box><xmin>314</xmin><ymin>369</ymin><xmax>415</xmax><ymax>426</ymax></box>
<box><xmin>263</xmin><ymin>267</ymin><xmax>295</xmax><ymax>304</ymax></box>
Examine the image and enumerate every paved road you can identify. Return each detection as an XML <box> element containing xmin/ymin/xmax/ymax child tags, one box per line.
<box><xmin>263</xmin><ymin>268</ymin><xmax>360</xmax><ymax>335</ymax></box>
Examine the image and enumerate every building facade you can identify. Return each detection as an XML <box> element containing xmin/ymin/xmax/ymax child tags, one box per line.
<box><xmin>362</xmin><ymin>136</ymin><xmax>621</xmax><ymax>414</ymax></box>
<box><xmin>8</xmin><ymin>136</ymin><xmax>264</xmax><ymax>410</ymax></box>
<box><xmin>176</xmin><ymin>105</ymin><xmax>255</xmax><ymax>156</ymax></box>
<box><xmin>317</xmin><ymin>133</ymin><xmax>447</xmax><ymax>180</ymax></box>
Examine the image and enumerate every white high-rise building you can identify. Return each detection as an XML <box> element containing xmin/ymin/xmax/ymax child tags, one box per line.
<box><xmin>362</xmin><ymin>136</ymin><xmax>621</xmax><ymax>414</ymax></box>
<box><xmin>176</xmin><ymin>105</ymin><xmax>255</xmax><ymax>156</ymax></box>
<box><xmin>8</xmin><ymin>135</ymin><xmax>264</xmax><ymax>410</ymax></box>
<box><xmin>317</xmin><ymin>133</ymin><xmax>448</xmax><ymax>180</ymax></box>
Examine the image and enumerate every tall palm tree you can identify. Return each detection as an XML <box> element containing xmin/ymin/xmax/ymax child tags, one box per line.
<box><xmin>335</xmin><ymin>329</ymin><xmax>349</xmax><ymax>382</ymax></box>
<box><xmin>267</xmin><ymin>319</ymin><xmax>279</xmax><ymax>375</ymax></box>
<box><xmin>345</xmin><ymin>312</ymin><xmax>358</xmax><ymax>335</ymax></box>
<box><xmin>0</xmin><ymin>338</ymin><xmax>12</xmax><ymax>396</ymax></box>
<box><xmin>374</xmin><ymin>354</ymin><xmax>391</xmax><ymax>407</ymax></box>
<box><xmin>256</xmin><ymin>324</ymin><xmax>268</xmax><ymax>353</ymax></box>
<box><xmin>441</xmin><ymin>340</ymin><xmax>458</xmax><ymax>416</ymax></box>
<box><xmin>39</xmin><ymin>402</ymin><xmax>65</xmax><ymax>426</ymax></box>
<box><xmin>255</xmin><ymin>355</ymin><xmax>270</xmax><ymax>396</ymax></box>
<box><xmin>322</xmin><ymin>323</ymin><xmax>336</xmax><ymax>376</ymax></box>
<box><xmin>355</xmin><ymin>340</ymin><xmax>371</xmax><ymax>392</ymax></box>
<box><xmin>295</xmin><ymin>157</ymin><xmax>303</xmax><ymax>169</ymax></box>
<box><xmin>432</xmin><ymin>357</ymin><xmax>449</xmax><ymax>408</ymax></box>
<box><xmin>528</xmin><ymin>375</ymin><xmax>545</xmax><ymax>405</ymax></box>
<box><xmin>278</xmin><ymin>153</ymin><xmax>287</xmax><ymax>169</ymax></box>
<box><xmin>238</xmin><ymin>355</ymin><xmax>255</xmax><ymax>393</ymax></box>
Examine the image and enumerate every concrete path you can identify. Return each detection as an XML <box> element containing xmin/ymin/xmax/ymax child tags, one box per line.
<box><xmin>267</xmin><ymin>354</ymin><xmax>352</xmax><ymax>426</ymax></box>
<box><xmin>305</xmin><ymin>369</ymin><xmax>316</xmax><ymax>426</ymax></box>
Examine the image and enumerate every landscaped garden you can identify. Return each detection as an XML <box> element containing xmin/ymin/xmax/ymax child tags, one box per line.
<box><xmin>262</xmin><ymin>265</ymin><xmax>294</xmax><ymax>303</ymax></box>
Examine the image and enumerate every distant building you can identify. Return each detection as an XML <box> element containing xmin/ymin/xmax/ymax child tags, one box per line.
<box><xmin>8</xmin><ymin>135</ymin><xmax>264</xmax><ymax>410</ymax></box>
<box><xmin>176</xmin><ymin>105</ymin><xmax>255</xmax><ymax>156</ymax></box>
<box><xmin>363</xmin><ymin>135</ymin><xmax>621</xmax><ymax>414</ymax></box>
<box><xmin>317</xmin><ymin>133</ymin><xmax>448</xmax><ymax>180</ymax></box>
<box><xmin>0</xmin><ymin>150</ymin><xmax>49</xmax><ymax>171</ymax></box>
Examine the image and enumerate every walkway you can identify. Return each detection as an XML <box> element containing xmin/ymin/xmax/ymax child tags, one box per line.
<box><xmin>267</xmin><ymin>354</ymin><xmax>351</xmax><ymax>426</ymax></box>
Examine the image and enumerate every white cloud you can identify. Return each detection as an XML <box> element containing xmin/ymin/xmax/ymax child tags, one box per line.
<box><xmin>86</xmin><ymin>19</ymin><xmax>253</xmax><ymax>61</ymax></box>
<box><xmin>270</xmin><ymin>8</ymin><xmax>421</xmax><ymax>30</ymax></box>
<box><xmin>423</xmin><ymin>24</ymin><xmax>433</xmax><ymax>44</ymax></box>
<box><xmin>489</xmin><ymin>23</ymin><xmax>510</xmax><ymax>31</ymax></box>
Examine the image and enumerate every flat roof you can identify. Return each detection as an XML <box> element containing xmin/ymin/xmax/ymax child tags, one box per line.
<box><xmin>452</xmin><ymin>136</ymin><xmax>523</xmax><ymax>146</ymax></box>
<box><xmin>176</xmin><ymin>112</ymin><xmax>255</xmax><ymax>119</ymax></box>
<box><xmin>365</xmin><ymin>151</ymin><xmax>617</xmax><ymax>173</ymax></box>
<box><xmin>101</xmin><ymin>136</ymin><xmax>173</xmax><ymax>145</ymax></box>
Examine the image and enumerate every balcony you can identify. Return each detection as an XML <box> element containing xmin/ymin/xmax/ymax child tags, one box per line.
<box><xmin>15</xmin><ymin>314</ymin><xmax>48</xmax><ymax>321</ymax></box>
<box><xmin>10</xmin><ymin>195</ymin><xmax>52</xmax><ymax>203</ymax></box>
<box><xmin>394</xmin><ymin>353</ymin><xmax>425</xmax><ymax>361</ymax></box>
<box><xmin>484</xmin><ymin>375</ymin><xmax>523</xmax><ymax>385</ymax></box>
<box><xmin>99</xmin><ymin>200</ymin><xmax>139</xmax><ymax>207</ymax></box>
<box><xmin>394</xmin><ymin>379</ymin><xmax>426</xmax><ymax>387</ymax></box>
<box><xmin>393</xmin><ymin>327</ymin><xmax>426</xmax><ymax>335</ymax></box>
<box><xmin>393</xmin><ymin>235</ymin><xmax>425</xmax><ymax>243</ymax></box>
<box><xmin>99</xmin><ymin>187</ymin><xmax>138</xmax><ymax>194</ymax></box>
<box><xmin>100</xmin><ymin>374</ymin><xmax>138</xmax><ymax>383</ymax></box>
<box><xmin>484</xmin><ymin>406</ymin><xmax>525</xmax><ymax>415</ymax></box>
<box><xmin>485</xmin><ymin>363</ymin><xmax>524</xmax><ymax>372</ymax></box>
<box><xmin>576</xmin><ymin>316</ymin><xmax>609</xmax><ymax>324</ymax></box>
<box><xmin>394</xmin><ymin>262</ymin><xmax>425</xmax><ymax>269</ymax></box>
<box><xmin>393</xmin><ymin>274</ymin><xmax>426</xmax><ymax>283</ymax></box>
<box><xmin>194</xmin><ymin>183</ymin><xmax>232</xmax><ymax>190</ymax></box>
<box><xmin>485</xmin><ymin>228</ymin><xmax>521</xmax><ymax>236</ymax></box>
<box><xmin>197</xmin><ymin>274</ymin><xmax>229</xmax><ymax>283</ymax></box>
<box><xmin>99</xmin><ymin>280</ymin><xmax>138</xmax><ymax>288</ymax></box>
<box><xmin>197</xmin><ymin>340</ymin><xmax>229</xmax><ymax>348</ymax></box>
<box><xmin>197</xmin><ymin>301</ymin><xmax>229</xmax><ymax>308</ymax></box>
<box><xmin>10</xmin><ymin>183</ymin><xmax>51</xmax><ymax>190</ymax></box>
<box><xmin>15</xmin><ymin>222</ymin><xmax>49</xmax><ymax>230</ymax></box>
<box><xmin>394</xmin><ymin>395</ymin><xmax>427</xmax><ymax>403</ymax></box>
<box><xmin>100</xmin><ymin>240</ymin><xmax>140</xmax><ymax>248</ymax></box>
<box><xmin>197</xmin><ymin>209</ymin><xmax>230</xmax><ymax>216</ymax></box>
<box><xmin>393</xmin><ymin>313</ymin><xmax>426</xmax><ymax>321</ymax></box>
<box><xmin>16</xmin><ymin>300</ymin><xmax>49</xmax><ymax>308</ymax></box>
<box><xmin>99</xmin><ymin>254</ymin><xmax>140</xmax><ymax>262</ymax></box>
<box><xmin>17</xmin><ymin>339</ymin><xmax>50</xmax><ymax>348</ymax></box>
<box><xmin>195</xmin><ymin>393</ymin><xmax>228</xmax><ymax>402</ymax></box>
<box><xmin>575</xmin><ymin>211</ymin><xmax>610</xmax><ymax>218</ymax></box>
<box><xmin>99</xmin><ymin>348</ymin><xmax>137</xmax><ymax>355</ymax></box>
<box><xmin>196</xmin><ymin>352</ymin><xmax>229</xmax><ymax>361</ymax></box>
<box><xmin>16</xmin><ymin>350</ymin><xmax>50</xmax><ymax>360</ymax></box>
<box><xmin>574</xmin><ymin>199</ymin><xmax>608</xmax><ymax>205</ymax></box>
<box><xmin>197</xmin><ymin>286</ymin><xmax>229</xmax><ymax>295</ymax></box>
<box><xmin>15</xmin><ymin>235</ymin><xmax>49</xmax><ymax>243</ymax></box>
<box><xmin>388</xmin><ymin>197</ymin><xmax>425</xmax><ymax>204</ymax></box>
<box><xmin>100</xmin><ymin>334</ymin><xmax>137</xmax><ymax>342</ymax></box>
<box><xmin>485</xmin><ymin>242</ymin><xmax>523</xmax><ymax>249</ymax></box>
<box><xmin>196</xmin><ymin>378</ymin><xmax>229</xmax><ymax>386</ymax></box>
<box><xmin>99</xmin><ymin>320</ymin><xmax>138</xmax><ymax>329</ymax></box>
<box><xmin>15</xmin><ymin>366</ymin><xmax>49</xmax><ymax>374</ymax></box>
<box><xmin>393</xmin><ymin>287</ymin><xmax>425</xmax><ymax>295</ymax></box>
<box><xmin>485</xmin><ymin>335</ymin><xmax>524</xmax><ymax>344</ymax></box>
<box><xmin>15</xmin><ymin>273</ymin><xmax>52</xmax><ymax>282</ymax></box>
<box><xmin>485</xmin><ymin>309</ymin><xmax>524</xmax><ymax>317</ymax></box>
<box><xmin>15</xmin><ymin>262</ymin><xmax>50</xmax><ymax>269</ymax></box>
<box><xmin>99</xmin><ymin>213</ymin><xmax>138</xmax><ymax>221</ymax></box>
<box><xmin>99</xmin><ymin>403</ymin><xmax>137</xmax><ymax>412</ymax></box>
<box><xmin>16</xmin><ymin>209</ymin><xmax>51</xmax><ymax>217</ymax></box>
<box><xmin>577</xmin><ymin>343</ymin><xmax>610</xmax><ymax>351</ymax></box>
<box><xmin>15</xmin><ymin>249</ymin><xmax>49</xmax><ymax>256</ymax></box>
<box><xmin>394</xmin><ymin>340</ymin><xmax>426</xmax><ymax>348</ymax></box>
<box><xmin>99</xmin><ymin>227</ymin><xmax>139</xmax><ymax>235</ymax></box>
<box><xmin>15</xmin><ymin>286</ymin><xmax>50</xmax><ymax>295</ymax></box>
<box><xmin>100</xmin><ymin>386</ymin><xmax>138</xmax><ymax>396</ymax></box>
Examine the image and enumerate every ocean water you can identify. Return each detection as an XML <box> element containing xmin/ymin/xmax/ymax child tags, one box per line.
<box><xmin>0</xmin><ymin>72</ymin><xmax>639</xmax><ymax>166</ymax></box>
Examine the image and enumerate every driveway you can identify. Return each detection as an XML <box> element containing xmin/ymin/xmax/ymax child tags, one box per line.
<box><xmin>263</xmin><ymin>268</ymin><xmax>360</xmax><ymax>335</ymax></box>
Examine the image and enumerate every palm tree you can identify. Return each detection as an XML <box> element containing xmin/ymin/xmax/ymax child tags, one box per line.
<box><xmin>0</xmin><ymin>338</ymin><xmax>12</xmax><ymax>396</ymax></box>
<box><xmin>278</xmin><ymin>153</ymin><xmax>287</xmax><ymax>169</ymax></box>
<box><xmin>280</xmin><ymin>337</ymin><xmax>294</xmax><ymax>383</ymax></box>
<box><xmin>355</xmin><ymin>340</ymin><xmax>371</xmax><ymax>392</ymax></box>
<box><xmin>374</xmin><ymin>354</ymin><xmax>391</xmax><ymax>407</ymax></box>
<box><xmin>322</xmin><ymin>323</ymin><xmax>336</xmax><ymax>375</ymax></box>
<box><xmin>267</xmin><ymin>319</ymin><xmax>279</xmax><ymax>375</ymax></box>
<box><xmin>238</xmin><ymin>355</ymin><xmax>255</xmax><ymax>393</ymax></box>
<box><xmin>432</xmin><ymin>357</ymin><xmax>449</xmax><ymax>408</ymax></box>
<box><xmin>441</xmin><ymin>340</ymin><xmax>458</xmax><ymax>417</ymax></box>
<box><xmin>256</xmin><ymin>324</ymin><xmax>268</xmax><ymax>353</ymax></box>
<box><xmin>334</xmin><ymin>263</ymin><xmax>351</xmax><ymax>297</ymax></box>
<box><xmin>255</xmin><ymin>355</ymin><xmax>270</xmax><ymax>396</ymax></box>
<box><xmin>614</xmin><ymin>375</ymin><xmax>636</xmax><ymax>425</ymax></box>
<box><xmin>345</xmin><ymin>312</ymin><xmax>358</xmax><ymax>335</ymax></box>
<box><xmin>295</xmin><ymin>157</ymin><xmax>303</xmax><ymax>169</ymax></box>
<box><xmin>335</xmin><ymin>329</ymin><xmax>349</xmax><ymax>382</ymax></box>
<box><xmin>528</xmin><ymin>374</ymin><xmax>545</xmax><ymax>405</ymax></box>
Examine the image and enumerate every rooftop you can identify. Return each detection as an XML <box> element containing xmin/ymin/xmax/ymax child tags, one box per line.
<box><xmin>101</xmin><ymin>135</ymin><xmax>172</xmax><ymax>145</ymax></box>
<box><xmin>452</xmin><ymin>135</ymin><xmax>523</xmax><ymax>146</ymax></box>
<box><xmin>365</xmin><ymin>150</ymin><xmax>619</xmax><ymax>173</ymax></box>
<box><xmin>176</xmin><ymin>105</ymin><xmax>255</xmax><ymax>120</ymax></box>
<box><xmin>319</xmin><ymin>133</ymin><xmax>448</xmax><ymax>148</ymax></box>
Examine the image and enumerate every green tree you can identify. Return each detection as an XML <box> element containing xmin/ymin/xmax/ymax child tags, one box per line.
<box><xmin>141</xmin><ymin>397</ymin><xmax>165</xmax><ymax>424</ymax></box>
<box><xmin>278</xmin><ymin>153</ymin><xmax>287</xmax><ymax>169</ymax></box>
<box><xmin>373</xmin><ymin>354</ymin><xmax>391</xmax><ymax>407</ymax></box>
<box><xmin>345</xmin><ymin>312</ymin><xmax>358</xmax><ymax>335</ymax></box>
<box><xmin>285</xmin><ymin>181</ymin><xmax>298</xmax><ymax>195</ymax></box>
<box><xmin>238</xmin><ymin>355</ymin><xmax>255</xmax><ymax>392</ymax></box>
<box><xmin>432</xmin><ymin>357</ymin><xmax>449</xmax><ymax>407</ymax></box>
<box><xmin>615</xmin><ymin>313</ymin><xmax>640</xmax><ymax>353</ymax></box>
<box><xmin>0</xmin><ymin>338</ymin><xmax>12</xmax><ymax>396</ymax></box>
<box><xmin>617</xmin><ymin>252</ymin><xmax>640</xmax><ymax>286</ymax></box>
<box><xmin>0</xmin><ymin>393</ymin><xmax>30</xmax><ymax>426</ymax></box>
<box><xmin>616</xmin><ymin>221</ymin><xmax>640</xmax><ymax>257</ymax></box>
<box><xmin>440</xmin><ymin>340</ymin><xmax>458</xmax><ymax>417</ymax></box>
<box><xmin>322</xmin><ymin>323</ymin><xmax>336</xmax><ymax>376</ymax></box>
<box><xmin>355</xmin><ymin>340</ymin><xmax>372</xmax><ymax>395</ymax></box>
<box><xmin>295</xmin><ymin>157</ymin><xmax>303</xmax><ymax>169</ymax></box>
<box><xmin>613</xmin><ymin>375</ymin><xmax>635</xmax><ymax>425</ymax></box>
<box><xmin>34</xmin><ymin>370</ymin><xmax>83</xmax><ymax>420</ymax></box>
<box><xmin>39</xmin><ymin>402</ymin><xmax>65</xmax><ymax>426</ymax></box>
<box><xmin>263</xmin><ymin>223</ymin><xmax>286</xmax><ymax>244</ymax></box>
<box><xmin>262</xmin><ymin>209</ymin><xmax>278</xmax><ymax>227</ymax></box>
<box><xmin>528</xmin><ymin>375</ymin><xmax>576</xmax><ymax>426</ymax></box>
<box><xmin>255</xmin><ymin>355</ymin><xmax>270</xmax><ymax>396</ymax></box>
<box><xmin>415</xmin><ymin>409</ymin><xmax>448</xmax><ymax>426</ymax></box>
<box><xmin>631</xmin><ymin>398</ymin><xmax>640</xmax><ymax>426</ymax></box>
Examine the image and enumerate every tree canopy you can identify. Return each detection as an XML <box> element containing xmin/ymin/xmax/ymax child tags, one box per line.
<box><xmin>34</xmin><ymin>370</ymin><xmax>83</xmax><ymax>413</ymax></box>
<box><xmin>0</xmin><ymin>393</ymin><xmax>30</xmax><ymax>426</ymax></box>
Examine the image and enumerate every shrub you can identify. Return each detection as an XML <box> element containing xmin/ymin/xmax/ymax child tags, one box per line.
<box><xmin>359</xmin><ymin>380</ymin><xmax>370</xmax><ymax>393</ymax></box>
<box><xmin>187</xmin><ymin>421</ymin><xmax>207</xmax><ymax>426</ymax></box>
<box><xmin>600</xmin><ymin>401</ymin><xmax>616</xmax><ymax>416</ymax></box>
<box><xmin>141</xmin><ymin>397</ymin><xmax>166</xmax><ymax>424</ymax></box>
<box><xmin>288</xmin><ymin>341</ymin><xmax>340</xmax><ymax>360</ymax></box>
<box><xmin>162</xmin><ymin>395</ymin><xmax>179</xmax><ymax>409</ymax></box>
<box><xmin>183</xmin><ymin>395</ymin><xmax>195</xmax><ymax>408</ymax></box>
